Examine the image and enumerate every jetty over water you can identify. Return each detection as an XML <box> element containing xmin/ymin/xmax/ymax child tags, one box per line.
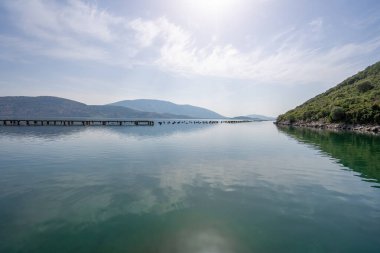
<box><xmin>156</xmin><ymin>120</ymin><xmax>252</xmax><ymax>125</ymax></box>
<box><xmin>0</xmin><ymin>119</ymin><xmax>254</xmax><ymax>127</ymax></box>
<box><xmin>0</xmin><ymin>119</ymin><xmax>154</xmax><ymax>126</ymax></box>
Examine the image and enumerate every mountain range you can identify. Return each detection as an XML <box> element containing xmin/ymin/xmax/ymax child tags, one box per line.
<box><xmin>109</xmin><ymin>99</ymin><xmax>224</xmax><ymax>119</ymax></box>
<box><xmin>245</xmin><ymin>114</ymin><xmax>276</xmax><ymax>121</ymax></box>
<box><xmin>0</xmin><ymin>96</ymin><xmax>275</xmax><ymax>120</ymax></box>
<box><xmin>0</xmin><ymin>96</ymin><xmax>187</xmax><ymax>119</ymax></box>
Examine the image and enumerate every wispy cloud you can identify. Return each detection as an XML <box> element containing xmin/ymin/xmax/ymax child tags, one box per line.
<box><xmin>6</xmin><ymin>0</ymin><xmax>124</xmax><ymax>42</ymax></box>
<box><xmin>130</xmin><ymin>18</ymin><xmax>162</xmax><ymax>48</ymax></box>
<box><xmin>131</xmin><ymin>16</ymin><xmax>380</xmax><ymax>84</ymax></box>
<box><xmin>308</xmin><ymin>17</ymin><xmax>324</xmax><ymax>33</ymax></box>
<box><xmin>1</xmin><ymin>0</ymin><xmax>130</xmax><ymax>62</ymax></box>
<box><xmin>348</xmin><ymin>8</ymin><xmax>380</xmax><ymax>30</ymax></box>
<box><xmin>1</xmin><ymin>0</ymin><xmax>380</xmax><ymax>86</ymax></box>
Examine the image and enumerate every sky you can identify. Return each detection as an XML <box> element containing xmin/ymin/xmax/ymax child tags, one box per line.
<box><xmin>0</xmin><ymin>0</ymin><xmax>380</xmax><ymax>117</ymax></box>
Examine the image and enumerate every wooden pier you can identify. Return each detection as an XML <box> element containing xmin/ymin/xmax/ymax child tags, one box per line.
<box><xmin>156</xmin><ymin>120</ymin><xmax>253</xmax><ymax>125</ymax></box>
<box><xmin>0</xmin><ymin>119</ymin><xmax>154</xmax><ymax>127</ymax></box>
<box><xmin>0</xmin><ymin>119</ymin><xmax>256</xmax><ymax>127</ymax></box>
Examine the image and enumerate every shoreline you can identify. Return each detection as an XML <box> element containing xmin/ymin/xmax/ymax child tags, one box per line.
<box><xmin>274</xmin><ymin>121</ymin><xmax>380</xmax><ymax>134</ymax></box>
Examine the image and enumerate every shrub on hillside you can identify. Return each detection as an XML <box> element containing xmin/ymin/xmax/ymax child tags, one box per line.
<box><xmin>372</xmin><ymin>102</ymin><xmax>380</xmax><ymax>111</ymax></box>
<box><xmin>302</xmin><ymin>111</ymin><xmax>314</xmax><ymax>121</ymax></box>
<box><xmin>357</xmin><ymin>80</ymin><xmax>374</xmax><ymax>93</ymax></box>
<box><xmin>288</xmin><ymin>115</ymin><xmax>296</xmax><ymax>124</ymax></box>
<box><xmin>375</xmin><ymin>113</ymin><xmax>380</xmax><ymax>124</ymax></box>
<box><xmin>330</xmin><ymin>107</ymin><xmax>346</xmax><ymax>122</ymax></box>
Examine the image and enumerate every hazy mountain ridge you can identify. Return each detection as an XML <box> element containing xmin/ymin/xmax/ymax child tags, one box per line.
<box><xmin>232</xmin><ymin>116</ymin><xmax>258</xmax><ymax>120</ymax></box>
<box><xmin>232</xmin><ymin>114</ymin><xmax>275</xmax><ymax>121</ymax></box>
<box><xmin>0</xmin><ymin>96</ymin><xmax>273</xmax><ymax>120</ymax></box>
<box><xmin>277</xmin><ymin>61</ymin><xmax>380</xmax><ymax>125</ymax></box>
<box><xmin>109</xmin><ymin>99</ymin><xmax>225</xmax><ymax>119</ymax></box>
<box><xmin>0</xmin><ymin>96</ymin><xmax>190</xmax><ymax>119</ymax></box>
<box><xmin>245</xmin><ymin>114</ymin><xmax>276</xmax><ymax>121</ymax></box>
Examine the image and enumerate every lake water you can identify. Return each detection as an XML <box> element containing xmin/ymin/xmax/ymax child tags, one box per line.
<box><xmin>0</xmin><ymin>121</ymin><xmax>379</xmax><ymax>253</ymax></box>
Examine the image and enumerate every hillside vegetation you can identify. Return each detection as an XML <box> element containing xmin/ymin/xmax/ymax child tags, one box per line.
<box><xmin>277</xmin><ymin>61</ymin><xmax>380</xmax><ymax>125</ymax></box>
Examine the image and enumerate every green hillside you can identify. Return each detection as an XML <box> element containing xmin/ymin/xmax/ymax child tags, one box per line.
<box><xmin>277</xmin><ymin>61</ymin><xmax>380</xmax><ymax>125</ymax></box>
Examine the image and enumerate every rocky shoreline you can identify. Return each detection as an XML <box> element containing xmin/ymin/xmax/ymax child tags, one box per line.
<box><xmin>274</xmin><ymin>121</ymin><xmax>380</xmax><ymax>134</ymax></box>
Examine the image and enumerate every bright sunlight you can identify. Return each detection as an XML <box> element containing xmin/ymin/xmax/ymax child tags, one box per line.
<box><xmin>183</xmin><ymin>0</ymin><xmax>237</xmax><ymax>17</ymax></box>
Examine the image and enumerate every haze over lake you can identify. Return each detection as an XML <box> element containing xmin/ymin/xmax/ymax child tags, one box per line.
<box><xmin>0</xmin><ymin>122</ymin><xmax>379</xmax><ymax>253</ymax></box>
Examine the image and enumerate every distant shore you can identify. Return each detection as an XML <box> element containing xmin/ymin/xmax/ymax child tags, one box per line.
<box><xmin>274</xmin><ymin>121</ymin><xmax>380</xmax><ymax>134</ymax></box>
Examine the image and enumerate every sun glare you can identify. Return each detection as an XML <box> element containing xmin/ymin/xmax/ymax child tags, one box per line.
<box><xmin>199</xmin><ymin>0</ymin><xmax>234</xmax><ymax>11</ymax></box>
<box><xmin>184</xmin><ymin>0</ymin><xmax>237</xmax><ymax>16</ymax></box>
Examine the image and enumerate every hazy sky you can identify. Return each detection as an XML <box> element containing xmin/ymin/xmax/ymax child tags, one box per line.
<box><xmin>1</xmin><ymin>0</ymin><xmax>380</xmax><ymax>117</ymax></box>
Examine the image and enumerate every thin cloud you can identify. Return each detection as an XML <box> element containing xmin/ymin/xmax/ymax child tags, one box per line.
<box><xmin>5</xmin><ymin>0</ymin><xmax>124</xmax><ymax>42</ymax></box>
<box><xmin>130</xmin><ymin>18</ymin><xmax>162</xmax><ymax>48</ymax></box>
<box><xmin>2</xmin><ymin>0</ymin><xmax>129</xmax><ymax>62</ymax></box>
<box><xmin>1</xmin><ymin>0</ymin><xmax>380</xmax><ymax>86</ymax></box>
<box><xmin>133</xmin><ymin>17</ymin><xmax>380</xmax><ymax>84</ymax></box>
<box><xmin>309</xmin><ymin>17</ymin><xmax>324</xmax><ymax>33</ymax></box>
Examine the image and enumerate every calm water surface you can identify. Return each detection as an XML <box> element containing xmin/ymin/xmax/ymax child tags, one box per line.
<box><xmin>0</xmin><ymin>122</ymin><xmax>379</xmax><ymax>253</ymax></box>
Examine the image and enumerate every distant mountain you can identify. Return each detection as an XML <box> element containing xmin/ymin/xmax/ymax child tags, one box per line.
<box><xmin>109</xmin><ymin>99</ymin><xmax>225</xmax><ymax>119</ymax></box>
<box><xmin>277</xmin><ymin>61</ymin><xmax>380</xmax><ymax>125</ymax></box>
<box><xmin>245</xmin><ymin>114</ymin><xmax>276</xmax><ymax>121</ymax></box>
<box><xmin>0</xmin><ymin>96</ymin><xmax>189</xmax><ymax>119</ymax></box>
<box><xmin>232</xmin><ymin>116</ymin><xmax>261</xmax><ymax>121</ymax></box>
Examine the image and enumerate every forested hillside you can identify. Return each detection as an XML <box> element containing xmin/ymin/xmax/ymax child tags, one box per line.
<box><xmin>277</xmin><ymin>61</ymin><xmax>380</xmax><ymax>124</ymax></box>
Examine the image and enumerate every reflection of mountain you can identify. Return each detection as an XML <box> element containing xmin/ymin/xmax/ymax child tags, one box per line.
<box><xmin>0</xmin><ymin>122</ymin><xmax>214</xmax><ymax>139</ymax></box>
<box><xmin>109</xmin><ymin>121</ymin><xmax>215</xmax><ymax>138</ymax></box>
<box><xmin>277</xmin><ymin>126</ymin><xmax>380</xmax><ymax>184</ymax></box>
<box><xmin>0</xmin><ymin>126</ymin><xmax>85</xmax><ymax>139</ymax></box>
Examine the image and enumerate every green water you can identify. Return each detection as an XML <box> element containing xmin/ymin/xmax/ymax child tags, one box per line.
<box><xmin>0</xmin><ymin>122</ymin><xmax>379</xmax><ymax>252</ymax></box>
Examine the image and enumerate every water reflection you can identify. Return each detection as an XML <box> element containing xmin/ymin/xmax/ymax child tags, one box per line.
<box><xmin>0</xmin><ymin>122</ymin><xmax>214</xmax><ymax>140</ymax></box>
<box><xmin>1</xmin><ymin>122</ymin><xmax>380</xmax><ymax>252</ymax></box>
<box><xmin>0</xmin><ymin>125</ymin><xmax>85</xmax><ymax>139</ymax></box>
<box><xmin>277</xmin><ymin>126</ymin><xmax>380</xmax><ymax>186</ymax></box>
